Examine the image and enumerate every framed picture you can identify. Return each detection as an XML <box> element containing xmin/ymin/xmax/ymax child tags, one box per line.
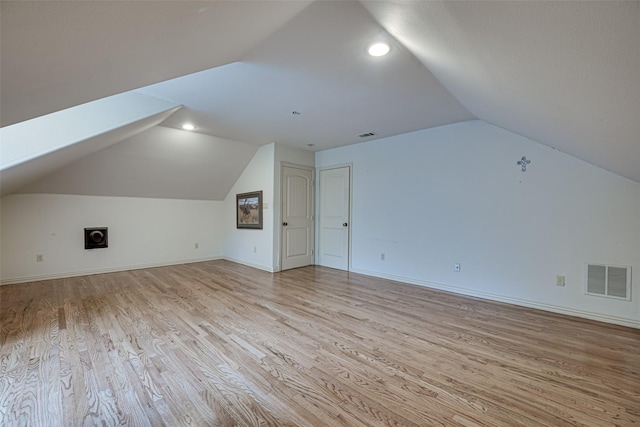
<box><xmin>236</xmin><ymin>191</ymin><xmax>263</xmax><ymax>229</ymax></box>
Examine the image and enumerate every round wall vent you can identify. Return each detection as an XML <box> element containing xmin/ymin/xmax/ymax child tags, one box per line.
<box><xmin>85</xmin><ymin>227</ymin><xmax>108</xmax><ymax>249</ymax></box>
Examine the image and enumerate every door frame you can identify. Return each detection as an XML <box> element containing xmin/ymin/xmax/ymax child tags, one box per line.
<box><xmin>279</xmin><ymin>162</ymin><xmax>315</xmax><ymax>272</ymax></box>
<box><xmin>316</xmin><ymin>163</ymin><xmax>353</xmax><ymax>271</ymax></box>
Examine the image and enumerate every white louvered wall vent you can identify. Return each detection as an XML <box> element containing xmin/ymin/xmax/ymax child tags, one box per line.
<box><xmin>586</xmin><ymin>263</ymin><xmax>631</xmax><ymax>300</ymax></box>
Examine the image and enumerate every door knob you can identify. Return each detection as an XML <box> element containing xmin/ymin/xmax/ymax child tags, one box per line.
<box><xmin>343</xmin><ymin>222</ymin><xmax>348</xmax><ymax>227</ymax></box>
<box><xmin>283</xmin><ymin>222</ymin><xmax>288</xmax><ymax>226</ymax></box>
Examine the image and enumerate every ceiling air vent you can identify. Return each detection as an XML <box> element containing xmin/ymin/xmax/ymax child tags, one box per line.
<box><xmin>358</xmin><ymin>132</ymin><xmax>376</xmax><ymax>138</ymax></box>
<box><xmin>586</xmin><ymin>263</ymin><xmax>631</xmax><ymax>300</ymax></box>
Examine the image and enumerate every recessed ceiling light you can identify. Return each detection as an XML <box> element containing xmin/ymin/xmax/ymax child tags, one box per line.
<box><xmin>182</xmin><ymin>123</ymin><xmax>196</xmax><ymax>131</ymax></box>
<box><xmin>368</xmin><ymin>42</ymin><xmax>390</xmax><ymax>57</ymax></box>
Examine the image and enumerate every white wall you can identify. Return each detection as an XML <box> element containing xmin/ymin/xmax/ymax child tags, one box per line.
<box><xmin>223</xmin><ymin>144</ymin><xmax>276</xmax><ymax>271</ymax></box>
<box><xmin>0</xmin><ymin>194</ymin><xmax>223</xmax><ymax>284</ymax></box>
<box><xmin>316</xmin><ymin>120</ymin><xmax>640</xmax><ymax>328</ymax></box>
<box><xmin>0</xmin><ymin>142</ymin><xmax>313</xmax><ymax>282</ymax></box>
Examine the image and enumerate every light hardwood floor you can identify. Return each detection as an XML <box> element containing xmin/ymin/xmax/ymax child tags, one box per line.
<box><xmin>1</xmin><ymin>260</ymin><xmax>639</xmax><ymax>426</ymax></box>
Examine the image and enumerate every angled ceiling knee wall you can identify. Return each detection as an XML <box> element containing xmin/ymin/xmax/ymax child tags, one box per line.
<box><xmin>0</xmin><ymin>92</ymin><xmax>182</xmax><ymax>196</ymax></box>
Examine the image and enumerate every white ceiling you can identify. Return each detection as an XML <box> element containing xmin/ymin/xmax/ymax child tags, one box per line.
<box><xmin>19</xmin><ymin>126</ymin><xmax>259</xmax><ymax>200</ymax></box>
<box><xmin>135</xmin><ymin>0</ymin><xmax>472</xmax><ymax>150</ymax></box>
<box><xmin>1</xmin><ymin>0</ymin><xmax>639</xmax><ymax>199</ymax></box>
<box><xmin>361</xmin><ymin>1</ymin><xmax>640</xmax><ymax>183</ymax></box>
<box><xmin>0</xmin><ymin>109</ymin><xmax>180</xmax><ymax>197</ymax></box>
<box><xmin>0</xmin><ymin>0</ymin><xmax>311</xmax><ymax>127</ymax></box>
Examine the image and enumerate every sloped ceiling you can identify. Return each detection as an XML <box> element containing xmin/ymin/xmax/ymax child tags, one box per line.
<box><xmin>0</xmin><ymin>0</ymin><xmax>312</xmax><ymax>127</ymax></box>
<box><xmin>0</xmin><ymin>109</ymin><xmax>181</xmax><ymax>197</ymax></box>
<box><xmin>0</xmin><ymin>92</ymin><xmax>182</xmax><ymax>196</ymax></box>
<box><xmin>18</xmin><ymin>126</ymin><xmax>259</xmax><ymax>201</ymax></box>
<box><xmin>1</xmin><ymin>0</ymin><xmax>639</xmax><ymax>201</ymax></box>
<box><xmin>135</xmin><ymin>0</ymin><xmax>473</xmax><ymax>150</ymax></box>
<box><xmin>361</xmin><ymin>1</ymin><xmax>640</xmax><ymax>182</ymax></box>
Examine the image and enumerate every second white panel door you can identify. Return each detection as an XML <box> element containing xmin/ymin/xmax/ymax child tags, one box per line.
<box><xmin>318</xmin><ymin>166</ymin><xmax>350</xmax><ymax>271</ymax></box>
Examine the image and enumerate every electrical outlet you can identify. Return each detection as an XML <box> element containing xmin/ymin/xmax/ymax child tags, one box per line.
<box><xmin>36</xmin><ymin>254</ymin><xmax>44</xmax><ymax>262</ymax></box>
<box><xmin>253</xmin><ymin>246</ymin><xmax>257</xmax><ymax>253</ymax></box>
<box><xmin>556</xmin><ymin>275</ymin><xmax>566</xmax><ymax>286</ymax></box>
<box><xmin>380</xmin><ymin>253</ymin><xmax>385</xmax><ymax>261</ymax></box>
<box><xmin>454</xmin><ymin>263</ymin><xmax>461</xmax><ymax>272</ymax></box>
<box><xmin>194</xmin><ymin>243</ymin><xmax>199</xmax><ymax>249</ymax></box>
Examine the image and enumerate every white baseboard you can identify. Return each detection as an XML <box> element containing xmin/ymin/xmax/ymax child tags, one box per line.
<box><xmin>350</xmin><ymin>267</ymin><xmax>640</xmax><ymax>330</ymax></box>
<box><xmin>0</xmin><ymin>256</ymin><xmax>223</xmax><ymax>286</ymax></box>
<box><xmin>222</xmin><ymin>256</ymin><xmax>274</xmax><ymax>273</ymax></box>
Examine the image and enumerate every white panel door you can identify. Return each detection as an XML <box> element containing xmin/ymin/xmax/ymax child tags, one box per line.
<box><xmin>281</xmin><ymin>165</ymin><xmax>314</xmax><ymax>271</ymax></box>
<box><xmin>318</xmin><ymin>166</ymin><xmax>350</xmax><ymax>270</ymax></box>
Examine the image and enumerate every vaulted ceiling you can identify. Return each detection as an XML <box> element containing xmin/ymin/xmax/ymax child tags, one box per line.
<box><xmin>1</xmin><ymin>0</ymin><xmax>639</xmax><ymax>200</ymax></box>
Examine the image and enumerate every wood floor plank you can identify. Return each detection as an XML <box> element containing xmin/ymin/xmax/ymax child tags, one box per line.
<box><xmin>1</xmin><ymin>260</ymin><xmax>639</xmax><ymax>426</ymax></box>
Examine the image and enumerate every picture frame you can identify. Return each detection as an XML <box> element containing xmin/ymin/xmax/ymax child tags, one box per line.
<box><xmin>236</xmin><ymin>191</ymin><xmax>263</xmax><ymax>229</ymax></box>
